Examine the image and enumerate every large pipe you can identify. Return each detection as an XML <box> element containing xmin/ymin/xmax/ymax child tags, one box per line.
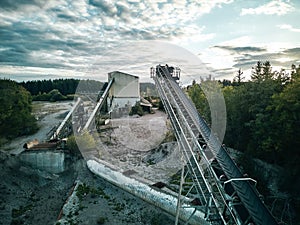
<box><xmin>87</xmin><ymin>158</ymin><xmax>209</xmax><ymax>225</ymax></box>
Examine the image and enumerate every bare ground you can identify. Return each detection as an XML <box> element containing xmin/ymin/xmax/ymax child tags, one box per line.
<box><xmin>0</xmin><ymin>102</ymin><xmax>182</xmax><ymax>225</ymax></box>
<box><xmin>2</xmin><ymin>101</ymin><xmax>74</xmax><ymax>154</ymax></box>
<box><xmin>94</xmin><ymin>110</ymin><xmax>183</xmax><ymax>183</ymax></box>
<box><xmin>0</xmin><ymin>152</ymin><xmax>178</xmax><ymax>225</ymax></box>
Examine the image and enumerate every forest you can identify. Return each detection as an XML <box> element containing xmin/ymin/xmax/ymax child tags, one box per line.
<box><xmin>19</xmin><ymin>78</ymin><xmax>80</xmax><ymax>96</ymax></box>
<box><xmin>187</xmin><ymin>62</ymin><xmax>300</xmax><ymax>221</ymax></box>
<box><xmin>19</xmin><ymin>78</ymin><xmax>103</xmax><ymax>101</ymax></box>
<box><xmin>0</xmin><ymin>79</ymin><xmax>38</xmax><ymax>143</ymax></box>
<box><xmin>0</xmin><ymin>78</ymin><xmax>104</xmax><ymax>144</ymax></box>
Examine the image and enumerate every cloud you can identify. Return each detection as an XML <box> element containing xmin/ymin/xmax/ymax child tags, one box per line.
<box><xmin>0</xmin><ymin>40</ymin><xmax>211</xmax><ymax>84</ymax></box>
<box><xmin>3</xmin><ymin>0</ymin><xmax>298</xmax><ymax>84</ymax></box>
<box><xmin>277</xmin><ymin>24</ymin><xmax>300</xmax><ymax>32</ymax></box>
<box><xmin>0</xmin><ymin>0</ymin><xmax>48</xmax><ymax>10</ymax></box>
<box><xmin>241</xmin><ymin>0</ymin><xmax>294</xmax><ymax>16</ymax></box>
<box><xmin>218</xmin><ymin>36</ymin><xmax>252</xmax><ymax>47</ymax></box>
<box><xmin>0</xmin><ymin>0</ymin><xmax>236</xmax><ymax>82</ymax></box>
<box><xmin>282</xmin><ymin>48</ymin><xmax>300</xmax><ymax>62</ymax></box>
<box><xmin>214</xmin><ymin>46</ymin><xmax>267</xmax><ymax>53</ymax></box>
<box><xmin>198</xmin><ymin>43</ymin><xmax>300</xmax><ymax>81</ymax></box>
<box><xmin>213</xmin><ymin>44</ymin><xmax>300</xmax><ymax>68</ymax></box>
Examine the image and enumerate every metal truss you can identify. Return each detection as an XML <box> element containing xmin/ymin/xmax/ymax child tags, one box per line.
<box><xmin>151</xmin><ymin>65</ymin><xmax>278</xmax><ymax>225</ymax></box>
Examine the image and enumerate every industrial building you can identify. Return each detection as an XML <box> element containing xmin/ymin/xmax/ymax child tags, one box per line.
<box><xmin>107</xmin><ymin>71</ymin><xmax>140</xmax><ymax>117</ymax></box>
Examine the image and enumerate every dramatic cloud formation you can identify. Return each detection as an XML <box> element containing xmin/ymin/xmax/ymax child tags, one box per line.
<box><xmin>1</xmin><ymin>0</ymin><xmax>234</xmax><ymax>82</ymax></box>
<box><xmin>206</xmin><ymin>43</ymin><xmax>300</xmax><ymax>80</ymax></box>
<box><xmin>0</xmin><ymin>0</ymin><xmax>299</xmax><ymax>83</ymax></box>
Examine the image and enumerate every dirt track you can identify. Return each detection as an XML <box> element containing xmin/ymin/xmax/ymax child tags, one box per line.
<box><xmin>2</xmin><ymin>101</ymin><xmax>73</xmax><ymax>155</ymax></box>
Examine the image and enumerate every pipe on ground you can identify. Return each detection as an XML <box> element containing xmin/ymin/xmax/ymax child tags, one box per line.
<box><xmin>87</xmin><ymin>159</ymin><xmax>209</xmax><ymax>225</ymax></box>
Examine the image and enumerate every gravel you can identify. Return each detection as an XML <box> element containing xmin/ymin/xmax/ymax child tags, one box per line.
<box><xmin>0</xmin><ymin>101</ymin><xmax>182</xmax><ymax>225</ymax></box>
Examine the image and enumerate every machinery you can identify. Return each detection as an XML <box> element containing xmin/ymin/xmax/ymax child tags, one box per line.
<box><xmin>151</xmin><ymin>64</ymin><xmax>278</xmax><ymax>225</ymax></box>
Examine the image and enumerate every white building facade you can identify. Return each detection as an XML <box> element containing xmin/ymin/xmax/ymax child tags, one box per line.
<box><xmin>107</xmin><ymin>71</ymin><xmax>140</xmax><ymax>117</ymax></box>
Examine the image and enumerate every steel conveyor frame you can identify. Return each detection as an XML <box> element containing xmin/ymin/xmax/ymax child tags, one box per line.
<box><xmin>83</xmin><ymin>78</ymin><xmax>114</xmax><ymax>131</ymax></box>
<box><xmin>152</xmin><ymin>65</ymin><xmax>278</xmax><ymax>225</ymax></box>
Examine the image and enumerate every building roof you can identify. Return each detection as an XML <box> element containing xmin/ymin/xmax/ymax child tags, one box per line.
<box><xmin>108</xmin><ymin>71</ymin><xmax>139</xmax><ymax>79</ymax></box>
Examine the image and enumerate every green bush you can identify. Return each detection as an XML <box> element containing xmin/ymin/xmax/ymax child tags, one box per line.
<box><xmin>75</xmin><ymin>132</ymin><xmax>96</xmax><ymax>150</ymax></box>
<box><xmin>49</xmin><ymin>89</ymin><xmax>67</xmax><ymax>102</ymax></box>
<box><xmin>10</xmin><ymin>218</ymin><xmax>24</xmax><ymax>225</ymax></box>
<box><xmin>66</xmin><ymin>135</ymin><xmax>79</xmax><ymax>152</ymax></box>
<box><xmin>32</xmin><ymin>89</ymin><xmax>68</xmax><ymax>102</ymax></box>
<box><xmin>76</xmin><ymin>183</ymin><xmax>90</xmax><ymax>201</ymax></box>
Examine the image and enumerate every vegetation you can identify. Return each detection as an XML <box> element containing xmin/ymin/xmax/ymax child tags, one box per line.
<box><xmin>76</xmin><ymin>183</ymin><xmax>90</xmax><ymax>201</ymax></box>
<box><xmin>67</xmin><ymin>132</ymin><xmax>96</xmax><ymax>153</ymax></box>
<box><xmin>140</xmin><ymin>82</ymin><xmax>157</xmax><ymax>97</ymax></box>
<box><xmin>32</xmin><ymin>89</ymin><xmax>72</xmax><ymax>102</ymax></box>
<box><xmin>66</xmin><ymin>135</ymin><xmax>79</xmax><ymax>152</ymax></box>
<box><xmin>187</xmin><ymin>62</ymin><xmax>300</xmax><ymax>222</ymax></box>
<box><xmin>187</xmin><ymin>79</ymin><xmax>211</xmax><ymax>123</ymax></box>
<box><xmin>19</xmin><ymin>78</ymin><xmax>103</xmax><ymax>96</ymax></box>
<box><xmin>162</xmin><ymin>130</ymin><xmax>176</xmax><ymax>143</ymax></box>
<box><xmin>10</xmin><ymin>204</ymin><xmax>33</xmax><ymax>225</ymax></box>
<box><xmin>20</xmin><ymin>79</ymin><xmax>158</xmax><ymax>103</ymax></box>
<box><xmin>66</xmin><ymin>135</ymin><xmax>84</xmax><ymax>157</ymax></box>
<box><xmin>18</xmin><ymin>78</ymin><xmax>104</xmax><ymax>102</ymax></box>
<box><xmin>0</xmin><ymin>79</ymin><xmax>38</xmax><ymax>142</ymax></box>
<box><xmin>11</xmin><ymin>204</ymin><xmax>33</xmax><ymax>218</ymax></box>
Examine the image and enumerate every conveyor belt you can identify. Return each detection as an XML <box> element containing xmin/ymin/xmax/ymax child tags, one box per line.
<box><xmin>50</xmin><ymin>97</ymin><xmax>81</xmax><ymax>140</ymax></box>
<box><xmin>152</xmin><ymin>65</ymin><xmax>278</xmax><ymax>225</ymax></box>
<box><xmin>83</xmin><ymin>78</ymin><xmax>114</xmax><ymax>131</ymax></box>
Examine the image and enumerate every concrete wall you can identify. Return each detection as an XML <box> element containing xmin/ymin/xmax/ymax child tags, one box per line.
<box><xmin>108</xmin><ymin>97</ymin><xmax>139</xmax><ymax>117</ymax></box>
<box><xmin>107</xmin><ymin>71</ymin><xmax>140</xmax><ymax>116</ymax></box>
<box><xmin>108</xmin><ymin>71</ymin><xmax>139</xmax><ymax>98</ymax></box>
<box><xmin>19</xmin><ymin>150</ymin><xmax>65</xmax><ymax>174</ymax></box>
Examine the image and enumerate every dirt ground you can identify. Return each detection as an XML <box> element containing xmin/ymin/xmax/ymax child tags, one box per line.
<box><xmin>2</xmin><ymin>101</ymin><xmax>74</xmax><ymax>154</ymax></box>
<box><xmin>94</xmin><ymin>110</ymin><xmax>183</xmax><ymax>183</ymax></box>
<box><xmin>0</xmin><ymin>101</ymin><xmax>183</xmax><ymax>225</ymax></box>
<box><xmin>0</xmin><ymin>152</ymin><xmax>178</xmax><ymax>225</ymax></box>
<box><xmin>58</xmin><ymin>160</ymin><xmax>179</xmax><ymax>225</ymax></box>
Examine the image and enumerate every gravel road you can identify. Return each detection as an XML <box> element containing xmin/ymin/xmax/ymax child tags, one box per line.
<box><xmin>2</xmin><ymin>101</ymin><xmax>74</xmax><ymax>155</ymax></box>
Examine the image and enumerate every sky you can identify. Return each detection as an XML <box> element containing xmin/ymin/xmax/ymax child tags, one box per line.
<box><xmin>0</xmin><ymin>0</ymin><xmax>300</xmax><ymax>85</ymax></box>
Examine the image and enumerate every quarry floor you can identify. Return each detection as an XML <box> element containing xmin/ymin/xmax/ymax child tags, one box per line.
<box><xmin>79</xmin><ymin>110</ymin><xmax>183</xmax><ymax>184</ymax></box>
<box><xmin>2</xmin><ymin>101</ymin><xmax>74</xmax><ymax>154</ymax></box>
<box><xmin>0</xmin><ymin>101</ymin><xmax>183</xmax><ymax>225</ymax></box>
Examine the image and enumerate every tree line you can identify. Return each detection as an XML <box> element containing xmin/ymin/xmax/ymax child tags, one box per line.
<box><xmin>19</xmin><ymin>79</ymin><xmax>103</xmax><ymax>96</ymax></box>
<box><xmin>187</xmin><ymin>62</ymin><xmax>300</xmax><ymax>199</ymax></box>
<box><xmin>19</xmin><ymin>78</ymin><xmax>79</xmax><ymax>96</ymax></box>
